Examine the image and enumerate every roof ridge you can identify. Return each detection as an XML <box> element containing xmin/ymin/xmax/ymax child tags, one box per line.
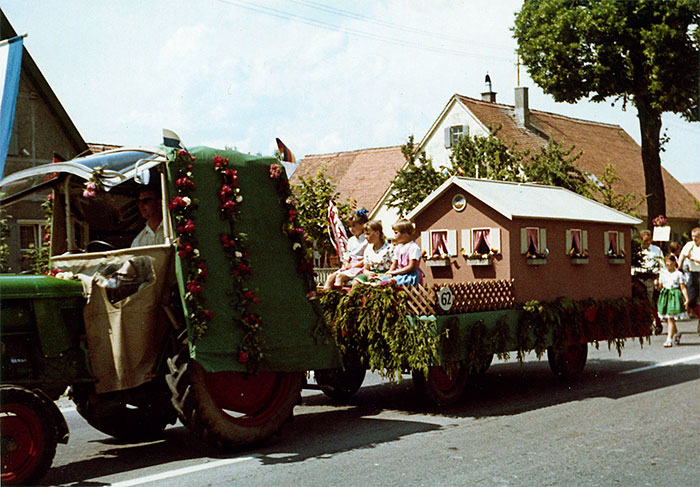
<box><xmin>302</xmin><ymin>145</ymin><xmax>402</xmax><ymax>158</ymax></box>
<box><xmin>456</xmin><ymin>93</ymin><xmax>623</xmax><ymax>129</ymax></box>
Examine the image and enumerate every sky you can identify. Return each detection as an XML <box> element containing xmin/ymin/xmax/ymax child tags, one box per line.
<box><xmin>2</xmin><ymin>0</ymin><xmax>698</xmax><ymax>182</ymax></box>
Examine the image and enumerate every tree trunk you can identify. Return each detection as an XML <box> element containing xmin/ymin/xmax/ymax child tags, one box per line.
<box><xmin>636</xmin><ymin>99</ymin><xmax>665</xmax><ymax>230</ymax></box>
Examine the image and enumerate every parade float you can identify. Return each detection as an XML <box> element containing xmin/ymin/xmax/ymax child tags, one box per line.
<box><xmin>0</xmin><ymin>141</ymin><xmax>654</xmax><ymax>485</ymax></box>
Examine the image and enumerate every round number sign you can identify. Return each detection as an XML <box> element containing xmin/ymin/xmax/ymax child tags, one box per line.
<box><xmin>438</xmin><ymin>286</ymin><xmax>454</xmax><ymax>312</ymax></box>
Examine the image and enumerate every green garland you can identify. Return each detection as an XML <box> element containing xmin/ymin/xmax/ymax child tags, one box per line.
<box><xmin>321</xmin><ymin>288</ymin><xmax>655</xmax><ymax>378</ymax></box>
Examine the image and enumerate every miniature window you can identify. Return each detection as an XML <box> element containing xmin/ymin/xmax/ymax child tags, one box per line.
<box><xmin>462</xmin><ymin>227</ymin><xmax>501</xmax><ymax>255</ymax></box>
<box><xmin>566</xmin><ymin>229</ymin><xmax>588</xmax><ymax>257</ymax></box>
<box><xmin>520</xmin><ymin>227</ymin><xmax>547</xmax><ymax>257</ymax></box>
<box><xmin>421</xmin><ymin>229</ymin><xmax>457</xmax><ymax>257</ymax></box>
<box><xmin>604</xmin><ymin>231</ymin><xmax>625</xmax><ymax>257</ymax></box>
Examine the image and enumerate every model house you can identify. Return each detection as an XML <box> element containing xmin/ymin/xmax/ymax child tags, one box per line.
<box><xmin>406</xmin><ymin>177</ymin><xmax>641</xmax><ymax>302</ymax></box>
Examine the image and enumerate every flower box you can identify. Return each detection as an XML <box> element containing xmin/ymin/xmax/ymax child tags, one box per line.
<box><xmin>570</xmin><ymin>257</ymin><xmax>589</xmax><ymax>265</ymax></box>
<box><xmin>526</xmin><ymin>258</ymin><xmax>547</xmax><ymax>266</ymax></box>
<box><xmin>425</xmin><ymin>258</ymin><xmax>451</xmax><ymax>267</ymax></box>
<box><xmin>608</xmin><ymin>257</ymin><xmax>625</xmax><ymax>264</ymax></box>
<box><xmin>466</xmin><ymin>256</ymin><xmax>492</xmax><ymax>266</ymax></box>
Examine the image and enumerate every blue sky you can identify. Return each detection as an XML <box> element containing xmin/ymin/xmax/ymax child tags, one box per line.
<box><xmin>3</xmin><ymin>0</ymin><xmax>698</xmax><ymax>182</ymax></box>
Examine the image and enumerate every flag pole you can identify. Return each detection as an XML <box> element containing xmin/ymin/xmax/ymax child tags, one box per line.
<box><xmin>0</xmin><ymin>34</ymin><xmax>28</xmax><ymax>48</ymax></box>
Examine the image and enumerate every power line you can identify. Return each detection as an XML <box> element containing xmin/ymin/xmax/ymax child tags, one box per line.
<box><xmin>215</xmin><ymin>0</ymin><xmax>516</xmax><ymax>63</ymax></box>
<box><xmin>291</xmin><ymin>0</ymin><xmax>513</xmax><ymax>52</ymax></box>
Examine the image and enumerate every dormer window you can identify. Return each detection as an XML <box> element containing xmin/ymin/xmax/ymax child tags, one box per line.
<box><xmin>444</xmin><ymin>125</ymin><xmax>469</xmax><ymax>148</ymax></box>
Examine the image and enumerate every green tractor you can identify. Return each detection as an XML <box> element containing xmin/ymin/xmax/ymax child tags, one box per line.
<box><xmin>0</xmin><ymin>144</ymin><xmax>340</xmax><ymax>485</ymax></box>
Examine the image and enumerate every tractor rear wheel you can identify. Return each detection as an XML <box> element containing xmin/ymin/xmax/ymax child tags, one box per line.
<box><xmin>167</xmin><ymin>351</ymin><xmax>302</xmax><ymax>449</ymax></box>
<box><xmin>0</xmin><ymin>386</ymin><xmax>57</xmax><ymax>486</ymax></box>
<box><xmin>412</xmin><ymin>362</ymin><xmax>469</xmax><ymax>406</ymax></box>
<box><xmin>71</xmin><ymin>379</ymin><xmax>177</xmax><ymax>442</ymax></box>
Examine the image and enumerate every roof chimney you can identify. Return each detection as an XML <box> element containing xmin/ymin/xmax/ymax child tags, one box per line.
<box><xmin>514</xmin><ymin>86</ymin><xmax>530</xmax><ymax>128</ymax></box>
<box><xmin>481</xmin><ymin>74</ymin><xmax>497</xmax><ymax>103</ymax></box>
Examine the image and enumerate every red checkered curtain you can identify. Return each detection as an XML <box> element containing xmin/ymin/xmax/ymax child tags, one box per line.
<box><xmin>571</xmin><ymin>229</ymin><xmax>581</xmax><ymax>254</ymax></box>
<box><xmin>431</xmin><ymin>231</ymin><xmax>448</xmax><ymax>256</ymax></box>
<box><xmin>526</xmin><ymin>228</ymin><xmax>539</xmax><ymax>254</ymax></box>
<box><xmin>473</xmin><ymin>229</ymin><xmax>491</xmax><ymax>254</ymax></box>
<box><xmin>608</xmin><ymin>231</ymin><xmax>618</xmax><ymax>254</ymax></box>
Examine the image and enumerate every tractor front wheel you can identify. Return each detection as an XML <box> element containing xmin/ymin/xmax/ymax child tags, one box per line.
<box><xmin>0</xmin><ymin>386</ymin><xmax>58</xmax><ymax>486</ymax></box>
<box><xmin>167</xmin><ymin>353</ymin><xmax>302</xmax><ymax>449</ymax></box>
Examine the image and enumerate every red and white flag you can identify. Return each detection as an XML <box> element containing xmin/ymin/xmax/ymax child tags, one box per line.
<box><xmin>327</xmin><ymin>201</ymin><xmax>348</xmax><ymax>259</ymax></box>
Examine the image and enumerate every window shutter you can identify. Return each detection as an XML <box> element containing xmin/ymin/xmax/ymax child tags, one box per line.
<box><xmin>521</xmin><ymin>228</ymin><xmax>528</xmax><ymax>254</ymax></box>
<box><xmin>463</xmin><ymin>125</ymin><xmax>469</xmax><ymax>138</ymax></box>
<box><xmin>420</xmin><ymin>231</ymin><xmax>430</xmax><ymax>254</ymax></box>
<box><xmin>539</xmin><ymin>228</ymin><xmax>547</xmax><ymax>254</ymax></box>
<box><xmin>618</xmin><ymin>232</ymin><xmax>625</xmax><ymax>254</ymax></box>
<box><xmin>490</xmin><ymin>227</ymin><xmax>501</xmax><ymax>253</ymax></box>
<box><xmin>582</xmin><ymin>230</ymin><xmax>588</xmax><ymax>252</ymax></box>
<box><xmin>447</xmin><ymin>230</ymin><xmax>458</xmax><ymax>256</ymax></box>
<box><xmin>603</xmin><ymin>231</ymin><xmax>609</xmax><ymax>255</ymax></box>
<box><xmin>461</xmin><ymin>229</ymin><xmax>471</xmax><ymax>254</ymax></box>
<box><xmin>444</xmin><ymin>127</ymin><xmax>452</xmax><ymax>148</ymax></box>
<box><xmin>565</xmin><ymin>229</ymin><xmax>572</xmax><ymax>253</ymax></box>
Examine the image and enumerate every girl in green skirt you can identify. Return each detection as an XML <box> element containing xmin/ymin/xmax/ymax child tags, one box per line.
<box><xmin>656</xmin><ymin>255</ymin><xmax>689</xmax><ymax>347</ymax></box>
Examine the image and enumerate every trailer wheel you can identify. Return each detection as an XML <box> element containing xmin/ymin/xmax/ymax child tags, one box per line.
<box><xmin>412</xmin><ymin>362</ymin><xmax>468</xmax><ymax>406</ymax></box>
<box><xmin>0</xmin><ymin>386</ymin><xmax>57</xmax><ymax>486</ymax></box>
<box><xmin>71</xmin><ymin>380</ymin><xmax>176</xmax><ymax>442</ymax></box>
<box><xmin>547</xmin><ymin>343</ymin><xmax>588</xmax><ymax>380</ymax></box>
<box><xmin>167</xmin><ymin>352</ymin><xmax>302</xmax><ymax>449</ymax></box>
<box><xmin>314</xmin><ymin>365</ymin><xmax>366</xmax><ymax>403</ymax></box>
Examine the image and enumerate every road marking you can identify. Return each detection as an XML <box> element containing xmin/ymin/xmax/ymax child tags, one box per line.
<box><xmin>620</xmin><ymin>353</ymin><xmax>700</xmax><ymax>375</ymax></box>
<box><xmin>107</xmin><ymin>455</ymin><xmax>259</xmax><ymax>487</ymax></box>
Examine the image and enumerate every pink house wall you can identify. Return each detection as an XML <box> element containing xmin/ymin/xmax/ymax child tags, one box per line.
<box><xmin>413</xmin><ymin>185</ymin><xmax>633</xmax><ymax>303</ymax></box>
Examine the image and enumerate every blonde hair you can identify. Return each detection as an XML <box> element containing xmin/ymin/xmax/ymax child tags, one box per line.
<box><xmin>348</xmin><ymin>212</ymin><xmax>369</xmax><ymax>226</ymax></box>
<box><xmin>364</xmin><ymin>220</ymin><xmax>385</xmax><ymax>243</ymax></box>
<box><xmin>392</xmin><ymin>218</ymin><xmax>415</xmax><ymax>235</ymax></box>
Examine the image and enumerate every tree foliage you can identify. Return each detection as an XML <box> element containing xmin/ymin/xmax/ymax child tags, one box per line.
<box><xmin>386</xmin><ymin>135</ymin><xmax>447</xmax><ymax>217</ymax></box>
<box><xmin>523</xmin><ymin>140</ymin><xmax>589</xmax><ymax>196</ymax></box>
<box><xmin>0</xmin><ymin>206</ymin><xmax>11</xmax><ymax>272</ymax></box>
<box><xmin>449</xmin><ymin>127</ymin><xmax>523</xmax><ymax>182</ymax></box>
<box><xmin>587</xmin><ymin>163</ymin><xmax>646</xmax><ymax>217</ymax></box>
<box><xmin>292</xmin><ymin>166</ymin><xmax>355</xmax><ymax>265</ymax></box>
<box><xmin>513</xmin><ymin>0</ymin><xmax>699</xmax><ymax>226</ymax></box>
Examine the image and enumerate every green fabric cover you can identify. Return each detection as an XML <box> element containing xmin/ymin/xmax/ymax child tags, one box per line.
<box><xmin>169</xmin><ymin>147</ymin><xmax>340</xmax><ymax>373</ymax></box>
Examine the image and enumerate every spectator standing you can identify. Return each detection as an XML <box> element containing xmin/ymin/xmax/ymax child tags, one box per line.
<box><xmin>678</xmin><ymin>227</ymin><xmax>700</xmax><ymax>333</ymax></box>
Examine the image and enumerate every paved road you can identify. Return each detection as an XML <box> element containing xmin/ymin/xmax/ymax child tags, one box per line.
<box><xmin>42</xmin><ymin>319</ymin><xmax>700</xmax><ymax>487</ymax></box>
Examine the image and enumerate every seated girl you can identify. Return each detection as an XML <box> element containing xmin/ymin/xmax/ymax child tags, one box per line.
<box><xmin>323</xmin><ymin>211</ymin><xmax>369</xmax><ymax>289</ymax></box>
<box><xmin>384</xmin><ymin>219</ymin><xmax>422</xmax><ymax>286</ymax></box>
<box><xmin>354</xmin><ymin>220</ymin><xmax>393</xmax><ymax>284</ymax></box>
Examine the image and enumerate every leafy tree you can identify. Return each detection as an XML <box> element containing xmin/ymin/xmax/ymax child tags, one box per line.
<box><xmin>513</xmin><ymin>0</ymin><xmax>699</xmax><ymax>227</ymax></box>
<box><xmin>523</xmin><ymin>140</ymin><xmax>590</xmax><ymax>195</ymax></box>
<box><xmin>449</xmin><ymin>127</ymin><xmax>525</xmax><ymax>182</ymax></box>
<box><xmin>0</xmin><ymin>206</ymin><xmax>11</xmax><ymax>272</ymax></box>
<box><xmin>386</xmin><ymin>135</ymin><xmax>447</xmax><ymax>217</ymax></box>
<box><xmin>587</xmin><ymin>163</ymin><xmax>646</xmax><ymax>217</ymax></box>
<box><xmin>292</xmin><ymin>166</ymin><xmax>355</xmax><ymax>265</ymax></box>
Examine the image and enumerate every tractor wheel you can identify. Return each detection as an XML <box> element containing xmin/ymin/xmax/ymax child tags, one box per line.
<box><xmin>167</xmin><ymin>351</ymin><xmax>303</xmax><ymax>450</ymax></box>
<box><xmin>71</xmin><ymin>379</ymin><xmax>177</xmax><ymax>442</ymax></box>
<box><xmin>547</xmin><ymin>343</ymin><xmax>588</xmax><ymax>380</ymax></box>
<box><xmin>0</xmin><ymin>386</ymin><xmax>57</xmax><ymax>486</ymax></box>
<box><xmin>314</xmin><ymin>365</ymin><xmax>366</xmax><ymax>403</ymax></box>
<box><xmin>412</xmin><ymin>362</ymin><xmax>469</xmax><ymax>406</ymax></box>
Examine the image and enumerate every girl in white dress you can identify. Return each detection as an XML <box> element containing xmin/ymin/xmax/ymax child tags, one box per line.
<box><xmin>656</xmin><ymin>255</ymin><xmax>689</xmax><ymax>347</ymax></box>
<box><xmin>323</xmin><ymin>211</ymin><xmax>369</xmax><ymax>289</ymax></box>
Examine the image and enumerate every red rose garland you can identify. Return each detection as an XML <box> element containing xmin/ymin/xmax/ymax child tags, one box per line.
<box><xmin>170</xmin><ymin>150</ymin><xmax>213</xmax><ymax>339</ymax></box>
<box><xmin>213</xmin><ymin>155</ymin><xmax>264</xmax><ymax>370</ymax></box>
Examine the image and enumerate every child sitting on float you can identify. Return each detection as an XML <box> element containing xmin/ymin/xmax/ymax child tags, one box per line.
<box><xmin>323</xmin><ymin>210</ymin><xmax>369</xmax><ymax>290</ymax></box>
<box><xmin>353</xmin><ymin>219</ymin><xmax>393</xmax><ymax>285</ymax></box>
<box><xmin>383</xmin><ymin>219</ymin><xmax>422</xmax><ymax>286</ymax></box>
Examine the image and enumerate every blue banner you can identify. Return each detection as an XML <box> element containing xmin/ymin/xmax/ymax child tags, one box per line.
<box><xmin>0</xmin><ymin>35</ymin><xmax>24</xmax><ymax>177</ymax></box>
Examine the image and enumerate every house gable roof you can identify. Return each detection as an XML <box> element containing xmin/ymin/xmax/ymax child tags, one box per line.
<box><xmin>1</xmin><ymin>9</ymin><xmax>87</xmax><ymax>155</ymax></box>
<box><xmin>406</xmin><ymin>176</ymin><xmax>642</xmax><ymax>225</ymax></box>
<box><xmin>452</xmin><ymin>95</ymin><xmax>698</xmax><ymax>221</ymax></box>
<box><xmin>290</xmin><ymin>146</ymin><xmax>405</xmax><ymax>211</ymax></box>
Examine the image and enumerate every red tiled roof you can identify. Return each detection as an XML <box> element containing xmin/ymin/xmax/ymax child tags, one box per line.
<box><xmin>457</xmin><ymin>95</ymin><xmax>699</xmax><ymax>221</ymax></box>
<box><xmin>88</xmin><ymin>142</ymin><xmax>122</xmax><ymax>154</ymax></box>
<box><xmin>291</xmin><ymin>146</ymin><xmax>405</xmax><ymax>211</ymax></box>
<box><xmin>683</xmin><ymin>183</ymin><xmax>700</xmax><ymax>201</ymax></box>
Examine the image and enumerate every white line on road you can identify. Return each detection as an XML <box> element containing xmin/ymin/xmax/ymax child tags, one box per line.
<box><xmin>620</xmin><ymin>353</ymin><xmax>700</xmax><ymax>375</ymax></box>
<box><xmin>107</xmin><ymin>455</ymin><xmax>259</xmax><ymax>487</ymax></box>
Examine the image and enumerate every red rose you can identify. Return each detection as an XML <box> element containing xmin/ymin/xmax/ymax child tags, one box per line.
<box><xmin>238</xmin><ymin>350</ymin><xmax>249</xmax><ymax>363</ymax></box>
<box><xmin>183</xmin><ymin>219</ymin><xmax>195</xmax><ymax>233</ymax></box>
<box><xmin>203</xmin><ymin>309</ymin><xmax>214</xmax><ymax>321</ymax></box>
<box><xmin>186</xmin><ymin>280</ymin><xmax>202</xmax><ymax>294</ymax></box>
